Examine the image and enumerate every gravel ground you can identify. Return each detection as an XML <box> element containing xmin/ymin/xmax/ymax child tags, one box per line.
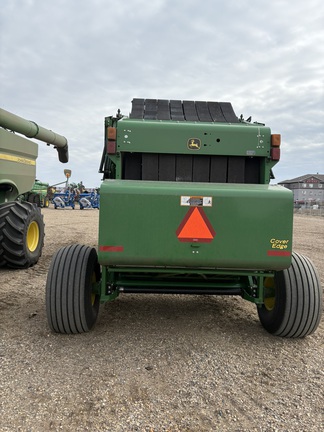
<box><xmin>0</xmin><ymin>209</ymin><xmax>323</xmax><ymax>432</ymax></box>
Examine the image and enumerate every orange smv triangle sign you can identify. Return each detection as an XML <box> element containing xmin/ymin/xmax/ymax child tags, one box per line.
<box><xmin>176</xmin><ymin>207</ymin><xmax>216</xmax><ymax>243</ymax></box>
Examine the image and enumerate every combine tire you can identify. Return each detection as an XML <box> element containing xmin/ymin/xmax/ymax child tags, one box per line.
<box><xmin>0</xmin><ymin>201</ymin><xmax>44</xmax><ymax>268</ymax></box>
<box><xmin>258</xmin><ymin>252</ymin><xmax>322</xmax><ymax>338</ymax></box>
<box><xmin>46</xmin><ymin>244</ymin><xmax>101</xmax><ymax>334</ymax></box>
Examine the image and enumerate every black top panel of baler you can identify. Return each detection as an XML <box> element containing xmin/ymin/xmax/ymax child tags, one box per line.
<box><xmin>130</xmin><ymin>99</ymin><xmax>239</xmax><ymax>123</ymax></box>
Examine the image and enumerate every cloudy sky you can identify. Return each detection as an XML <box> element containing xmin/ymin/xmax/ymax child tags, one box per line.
<box><xmin>1</xmin><ymin>0</ymin><xmax>323</xmax><ymax>187</ymax></box>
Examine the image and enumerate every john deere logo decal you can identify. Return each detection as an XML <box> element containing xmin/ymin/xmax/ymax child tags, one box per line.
<box><xmin>187</xmin><ymin>138</ymin><xmax>201</xmax><ymax>150</ymax></box>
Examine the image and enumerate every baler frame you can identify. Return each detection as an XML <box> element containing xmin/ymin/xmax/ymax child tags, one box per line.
<box><xmin>98</xmin><ymin>266</ymin><xmax>271</xmax><ymax>305</ymax></box>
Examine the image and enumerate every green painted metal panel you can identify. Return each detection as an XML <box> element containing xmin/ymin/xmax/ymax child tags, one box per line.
<box><xmin>117</xmin><ymin>118</ymin><xmax>271</xmax><ymax>157</ymax></box>
<box><xmin>99</xmin><ymin>180</ymin><xmax>293</xmax><ymax>271</ymax></box>
<box><xmin>0</xmin><ymin>128</ymin><xmax>38</xmax><ymax>200</ymax></box>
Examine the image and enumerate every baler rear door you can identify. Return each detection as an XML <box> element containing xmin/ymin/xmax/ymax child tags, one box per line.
<box><xmin>99</xmin><ymin>180</ymin><xmax>293</xmax><ymax>271</ymax></box>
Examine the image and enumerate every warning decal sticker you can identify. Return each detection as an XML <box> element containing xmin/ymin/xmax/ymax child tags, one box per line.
<box><xmin>180</xmin><ymin>196</ymin><xmax>212</xmax><ymax>207</ymax></box>
<box><xmin>176</xmin><ymin>207</ymin><xmax>216</xmax><ymax>243</ymax></box>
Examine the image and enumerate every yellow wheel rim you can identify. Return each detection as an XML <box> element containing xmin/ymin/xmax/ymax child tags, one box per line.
<box><xmin>91</xmin><ymin>271</ymin><xmax>97</xmax><ymax>306</ymax></box>
<box><xmin>264</xmin><ymin>277</ymin><xmax>276</xmax><ymax>311</ymax></box>
<box><xmin>27</xmin><ymin>221</ymin><xmax>40</xmax><ymax>252</ymax></box>
<box><xmin>91</xmin><ymin>293</ymin><xmax>96</xmax><ymax>306</ymax></box>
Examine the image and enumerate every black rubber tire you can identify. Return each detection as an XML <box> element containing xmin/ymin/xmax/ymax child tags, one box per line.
<box><xmin>0</xmin><ymin>201</ymin><xmax>44</xmax><ymax>268</ymax></box>
<box><xmin>258</xmin><ymin>252</ymin><xmax>322</xmax><ymax>338</ymax></box>
<box><xmin>0</xmin><ymin>202</ymin><xmax>17</xmax><ymax>267</ymax></box>
<box><xmin>27</xmin><ymin>193</ymin><xmax>36</xmax><ymax>203</ymax></box>
<box><xmin>43</xmin><ymin>197</ymin><xmax>50</xmax><ymax>208</ymax></box>
<box><xmin>33</xmin><ymin>194</ymin><xmax>41</xmax><ymax>207</ymax></box>
<box><xmin>27</xmin><ymin>193</ymin><xmax>41</xmax><ymax>207</ymax></box>
<box><xmin>46</xmin><ymin>244</ymin><xmax>101</xmax><ymax>334</ymax></box>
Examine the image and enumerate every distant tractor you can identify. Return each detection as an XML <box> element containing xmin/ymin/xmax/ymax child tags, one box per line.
<box><xmin>46</xmin><ymin>99</ymin><xmax>322</xmax><ymax>337</ymax></box>
<box><xmin>0</xmin><ymin>108</ymin><xmax>69</xmax><ymax>268</ymax></box>
<box><xmin>21</xmin><ymin>180</ymin><xmax>50</xmax><ymax>208</ymax></box>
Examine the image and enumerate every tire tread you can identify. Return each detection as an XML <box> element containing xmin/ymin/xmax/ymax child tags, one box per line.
<box><xmin>46</xmin><ymin>244</ymin><xmax>99</xmax><ymax>334</ymax></box>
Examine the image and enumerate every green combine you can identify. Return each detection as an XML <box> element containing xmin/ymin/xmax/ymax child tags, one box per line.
<box><xmin>46</xmin><ymin>99</ymin><xmax>322</xmax><ymax>337</ymax></box>
<box><xmin>0</xmin><ymin>108</ymin><xmax>68</xmax><ymax>268</ymax></box>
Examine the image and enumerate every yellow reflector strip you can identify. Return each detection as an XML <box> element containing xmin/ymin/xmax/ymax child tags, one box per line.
<box><xmin>0</xmin><ymin>153</ymin><xmax>36</xmax><ymax>165</ymax></box>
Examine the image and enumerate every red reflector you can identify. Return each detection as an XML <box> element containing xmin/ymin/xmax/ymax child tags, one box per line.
<box><xmin>267</xmin><ymin>250</ymin><xmax>291</xmax><ymax>257</ymax></box>
<box><xmin>107</xmin><ymin>140</ymin><xmax>116</xmax><ymax>154</ymax></box>
<box><xmin>100</xmin><ymin>245</ymin><xmax>124</xmax><ymax>252</ymax></box>
<box><xmin>271</xmin><ymin>134</ymin><xmax>281</xmax><ymax>147</ymax></box>
<box><xmin>271</xmin><ymin>148</ymin><xmax>280</xmax><ymax>161</ymax></box>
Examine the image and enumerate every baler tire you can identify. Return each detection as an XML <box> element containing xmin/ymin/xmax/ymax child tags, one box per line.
<box><xmin>0</xmin><ymin>201</ymin><xmax>44</xmax><ymax>268</ymax></box>
<box><xmin>46</xmin><ymin>244</ymin><xmax>101</xmax><ymax>334</ymax></box>
<box><xmin>258</xmin><ymin>252</ymin><xmax>322</xmax><ymax>338</ymax></box>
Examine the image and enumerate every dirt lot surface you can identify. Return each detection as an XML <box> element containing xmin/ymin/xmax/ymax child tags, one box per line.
<box><xmin>1</xmin><ymin>209</ymin><xmax>323</xmax><ymax>431</ymax></box>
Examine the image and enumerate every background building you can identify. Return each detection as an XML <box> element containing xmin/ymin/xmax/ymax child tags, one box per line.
<box><xmin>279</xmin><ymin>174</ymin><xmax>324</xmax><ymax>206</ymax></box>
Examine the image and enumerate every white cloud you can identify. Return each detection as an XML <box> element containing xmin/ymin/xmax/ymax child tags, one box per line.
<box><xmin>1</xmin><ymin>0</ymin><xmax>323</xmax><ymax>186</ymax></box>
